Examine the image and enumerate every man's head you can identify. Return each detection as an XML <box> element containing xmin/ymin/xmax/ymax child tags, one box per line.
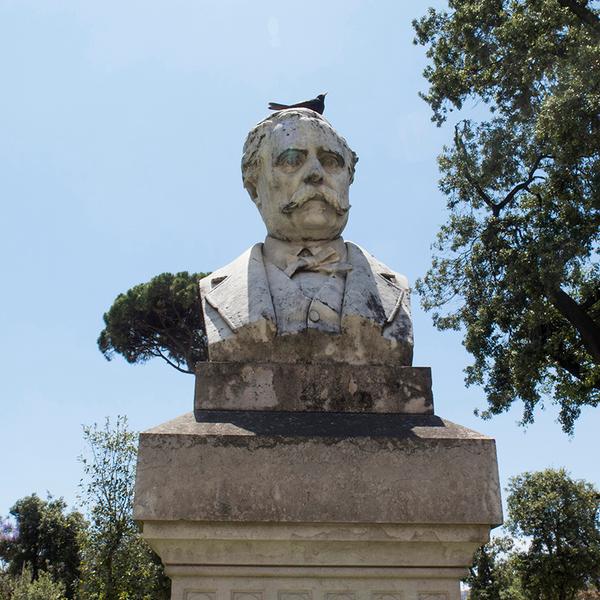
<box><xmin>242</xmin><ymin>109</ymin><xmax>358</xmax><ymax>242</ymax></box>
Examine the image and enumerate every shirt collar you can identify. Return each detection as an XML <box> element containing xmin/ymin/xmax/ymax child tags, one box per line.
<box><xmin>263</xmin><ymin>236</ymin><xmax>347</xmax><ymax>271</ymax></box>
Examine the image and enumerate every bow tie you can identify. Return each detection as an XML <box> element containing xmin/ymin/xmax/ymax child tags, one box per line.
<box><xmin>284</xmin><ymin>246</ymin><xmax>353</xmax><ymax>277</ymax></box>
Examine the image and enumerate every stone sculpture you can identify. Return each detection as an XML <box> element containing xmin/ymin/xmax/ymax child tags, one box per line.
<box><xmin>134</xmin><ymin>105</ymin><xmax>502</xmax><ymax>600</ymax></box>
<box><xmin>200</xmin><ymin>109</ymin><xmax>412</xmax><ymax>366</ymax></box>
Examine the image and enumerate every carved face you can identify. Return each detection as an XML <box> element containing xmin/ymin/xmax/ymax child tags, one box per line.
<box><xmin>254</xmin><ymin>117</ymin><xmax>351</xmax><ymax>242</ymax></box>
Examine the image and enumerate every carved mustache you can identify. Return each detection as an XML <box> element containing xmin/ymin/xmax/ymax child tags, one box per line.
<box><xmin>281</xmin><ymin>185</ymin><xmax>350</xmax><ymax>216</ymax></box>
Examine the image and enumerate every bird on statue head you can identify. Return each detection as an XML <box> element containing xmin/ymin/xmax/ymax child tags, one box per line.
<box><xmin>268</xmin><ymin>93</ymin><xmax>327</xmax><ymax>115</ymax></box>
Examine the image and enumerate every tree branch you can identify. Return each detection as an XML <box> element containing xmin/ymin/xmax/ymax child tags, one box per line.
<box><xmin>581</xmin><ymin>287</ymin><xmax>600</xmax><ymax>311</ymax></box>
<box><xmin>454</xmin><ymin>126</ymin><xmax>551</xmax><ymax>218</ymax></box>
<box><xmin>454</xmin><ymin>126</ymin><xmax>499</xmax><ymax>213</ymax></box>
<box><xmin>531</xmin><ymin>322</ymin><xmax>591</xmax><ymax>381</ymax></box>
<box><xmin>557</xmin><ymin>0</ymin><xmax>600</xmax><ymax>37</ymax></box>
<box><xmin>137</xmin><ymin>322</ymin><xmax>193</xmax><ymax>369</ymax></box>
<box><xmin>149</xmin><ymin>349</ymin><xmax>193</xmax><ymax>374</ymax></box>
<box><xmin>551</xmin><ymin>344</ymin><xmax>584</xmax><ymax>380</ymax></box>
<box><xmin>547</xmin><ymin>286</ymin><xmax>600</xmax><ymax>365</ymax></box>
<box><xmin>495</xmin><ymin>155</ymin><xmax>551</xmax><ymax>214</ymax></box>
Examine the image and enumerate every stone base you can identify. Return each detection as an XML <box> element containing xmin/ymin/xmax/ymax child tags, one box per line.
<box><xmin>168</xmin><ymin>566</ymin><xmax>463</xmax><ymax>600</ymax></box>
<box><xmin>135</xmin><ymin>411</ymin><xmax>501</xmax><ymax>599</ymax></box>
<box><xmin>142</xmin><ymin>520</ymin><xmax>488</xmax><ymax>600</ymax></box>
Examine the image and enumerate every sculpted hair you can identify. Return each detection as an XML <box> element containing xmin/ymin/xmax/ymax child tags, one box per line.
<box><xmin>241</xmin><ymin>109</ymin><xmax>359</xmax><ymax>201</ymax></box>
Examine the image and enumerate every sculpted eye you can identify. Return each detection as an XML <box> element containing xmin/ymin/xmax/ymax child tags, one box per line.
<box><xmin>319</xmin><ymin>151</ymin><xmax>344</xmax><ymax>171</ymax></box>
<box><xmin>276</xmin><ymin>149</ymin><xmax>306</xmax><ymax>171</ymax></box>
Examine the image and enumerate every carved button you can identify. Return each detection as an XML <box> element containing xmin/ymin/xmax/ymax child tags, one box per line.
<box><xmin>308</xmin><ymin>309</ymin><xmax>320</xmax><ymax>322</ymax></box>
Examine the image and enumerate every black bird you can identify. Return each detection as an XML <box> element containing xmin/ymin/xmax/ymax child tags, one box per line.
<box><xmin>268</xmin><ymin>93</ymin><xmax>327</xmax><ymax>115</ymax></box>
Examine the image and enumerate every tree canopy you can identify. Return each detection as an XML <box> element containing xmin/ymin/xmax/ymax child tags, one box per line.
<box><xmin>0</xmin><ymin>419</ymin><xmax>170</xmax><ymax>600</ymax></box>
<box><xmin>413</xmin><ymin>0</ymin><xmax>600</xmax><ymax>432</ymax></box>
<box><xmin>506</xmin><ymin>468</ymin><xmax>600</xmax><ymax>600</ymax></box>
<box><xmin>0</xmin><ymin>495</ymin><xmax>84</xmax><ymax>599</ymax></box>
<box><xmin>466</xmin><ymin>469</ymin><xmax>600</xmax><ymax>599</ymax></box>
<box><xmin>2</xmin><ymin>568</ymin><xmax>68</xmax><ymax>600</ymax></box>
<box><xmin>466</xmin><ymin>536</ymin><xmax>524</xmax><ymax>600</ymax></box>
<box><xmin>78</xmin><ymin>416</ymin><xmax>169</xmax><ymax>600</ymax></box>
<box><xmin>98</xmin><ymin>271</ymin><xmax>209</xmax><ymax>375</ymax></box>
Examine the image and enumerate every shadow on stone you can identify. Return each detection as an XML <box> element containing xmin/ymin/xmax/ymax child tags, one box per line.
<box><xmin>195</xmin><ymin>410</ymin><xmax>446</xmax><ymax>438</ymax></box>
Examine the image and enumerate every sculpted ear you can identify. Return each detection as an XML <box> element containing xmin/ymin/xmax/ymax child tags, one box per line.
<box><xmin>243</xmin><ymin>158</ymin><xmax>262</xmax><ymax>206</ymax></box>
<box><xmin>245</xmin><ymin>181</ymin><xmax>259</xmax><ymax>204</ymax></box>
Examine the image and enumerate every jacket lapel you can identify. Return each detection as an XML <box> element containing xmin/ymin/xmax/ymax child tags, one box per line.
<box><xmin>202</xmin><ymin>244</ymin><xmax>276</xmax><ymax>334</ymax></box>
<box><xmin>343</xmin><ymin>242</ymin><xmax>407</xmax><ymax>327</ymax></box>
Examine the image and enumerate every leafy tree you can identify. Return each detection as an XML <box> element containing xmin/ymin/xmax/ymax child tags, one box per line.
<box><xmin>78</xmin><ymin>416</ymin><xmax>169</xmax><ymax>600</ymax></box>
<box><xmin>466</xmin><ymin>536</ymin><xmax>524</xmax><ymax>600</ymax></box>
<box><xmin>98</xmin><ymin>271</ymin><xmax>209</xmax><ymax>375</ymax></box>
<box><xmin>0</xmin><ymin>495</ymin><xmax>84</xmax><ymax>598</ymax></box>
<box><xmin>4</xmin><ymin>568</ymin><xmax>67</xmax><ymax>600</ymax></box>
<box><xmin>413</xmin><ymin>0</ymin><xmax>600</xmax><ymax>432</ymax></box>
<box><xmin>506</xmin><ymin>468</ymin><xmax>600</xmax><ymax>600</ymax></box>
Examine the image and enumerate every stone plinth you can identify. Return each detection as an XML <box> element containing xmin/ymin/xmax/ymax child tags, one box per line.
<box><xmin>195</xmin><ymin>363</ymin><xmax>433</xmax><ymax>415</ymax></box>
<box><xmin>134</xmin><ymin>412</ymin><xmax>502</xmax><ymax>600</ymax></box>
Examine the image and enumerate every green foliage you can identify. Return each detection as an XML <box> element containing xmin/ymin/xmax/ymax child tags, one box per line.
<box><xmin>0</xmin><ymin>495</ymin><xmax>84</xmax><ymax>598</ymax></box>
<box><xmin>2</xmin><ymin>568</ymin><xmax>67</xmax><ymax>600</ymax></box>
<box><xmin>506</xmin><ymin>468</ymin><xmax>600</xmax><ymax>599</ymax></box>
<box><xmin>78</xmin><ymin>417</ymin><xmax>169</xmax><ymax>600</ymax></box>
<box><xmin>413</xmin><ymin>0</ymin><xmax>600</xmax><ymax>432</ymax></box>
<box><xmin>0</xmin><ymin>420</ymin><xmax>170</xmax><ymax>599</ymax></box>
<box><xmin>465</xmin><ymin>469</ymin><xmax>600</xmax><ymax>599</ymax></box>
<box><xmin>98</xmin><ymin>272</ymin><xmax>209</xmax><ymax>375</ymax></box>
<box><xmin>466</xmin><ymin>536</ymin><xmax>525</xmax><ymax>600</ymax></box>
<box><xmin>0</xmin><ymin>572</ymin><xmax>12</xmax><ymax>600</ymax></box>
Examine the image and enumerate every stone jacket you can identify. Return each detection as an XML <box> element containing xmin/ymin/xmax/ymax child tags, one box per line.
<box><xmin>200</xmin><ymin>242</ymin><xmax>413</xmax><ymax>366</ymax></box>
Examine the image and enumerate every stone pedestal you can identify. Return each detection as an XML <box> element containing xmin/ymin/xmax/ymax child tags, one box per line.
<box><xmin>131</xmin><ymin>109</ymin><xmax>502</xmax><ymax>599</ymax></box>
<box><xmin>134</xmin><ymin>405</ymin><xmax>502</xmax><ymax>600</ymax></box>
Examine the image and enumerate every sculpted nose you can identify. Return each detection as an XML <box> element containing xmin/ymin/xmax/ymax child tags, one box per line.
<box><xmin>304</xmin><ymin>161</ymin><xmax>324</xmax><ymax>185</ymax></box>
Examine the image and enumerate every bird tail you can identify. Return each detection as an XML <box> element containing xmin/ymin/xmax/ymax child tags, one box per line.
<box><xmin>268</xmin><ymin>102</ymin><xmax>289</xmax><ymax>111</ymax></box>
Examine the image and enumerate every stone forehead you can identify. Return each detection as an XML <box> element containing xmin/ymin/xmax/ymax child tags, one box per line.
<box><xmin>245</xmin><ymin>109</ymin><xmax>349</xmax><ymax>154</ymax></box>
<box><xmin>267</xmin><ymin>118</ymin><xmax>346</xmax><ymax>153</ymax></box>
<box><xmin>255</xmin><ymin>108</ymin><xmax>336</xmax><ymax>133</ymax></box>
<box><xmin>267</xmin><ymin>111</ymin><xmax>338</xmax><ymax>135</ymax></box>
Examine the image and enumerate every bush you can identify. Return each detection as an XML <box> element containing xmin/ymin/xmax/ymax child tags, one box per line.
<box><xmin>1</xmin><ymin>568</ymin><xmax>66</xmax><ymax>600</ymax></box>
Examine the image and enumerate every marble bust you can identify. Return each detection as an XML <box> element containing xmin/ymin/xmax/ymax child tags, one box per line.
<box><xmin>200</xmin><ymin>109</ymin><xmax>413</xmax><ymax>366</ymax></box>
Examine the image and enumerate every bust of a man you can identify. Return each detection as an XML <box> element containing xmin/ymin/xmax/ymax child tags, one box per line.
<box><xmin>200</xmin><ymin>109</ymin><xmax>413</xmax><ymax>366</ymax></box>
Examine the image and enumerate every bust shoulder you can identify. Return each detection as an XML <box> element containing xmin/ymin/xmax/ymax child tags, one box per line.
<box><xmin>345</xmin><ymin>241</ymin><xmax>410</xmax><ymax>290</ymax></box>
<box><xmin>199</xmin><ymin>244</ymin><xmax>264</xmax><ymax>296</ymax></box>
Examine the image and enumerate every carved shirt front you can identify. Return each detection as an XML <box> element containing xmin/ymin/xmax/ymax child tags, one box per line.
<box><xmin>263</xmin><ymin>236</ymin><xmax>348</xmax><ymax>334</ymax></box>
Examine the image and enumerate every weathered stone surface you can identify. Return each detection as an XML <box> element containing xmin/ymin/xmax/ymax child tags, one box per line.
<box><xmin>165</xmin><ymin>562</ymin><xmax>468</xmax><ymax>600</ymax></box>
<box><xmin>135</xmin><ymin>411</ymin><xmax>501</xmax><ymax>599</ymax></box>
<box><xmin>195</xmin><ymin>363</ymin><xmax>433</xmax><ymax>414</ymax></box>
<box><xmin>142</xmin><ymin>521</ymin><xmax>491</xmax><ymax>568</ymax></box>
<box><xmin>200</xmin><ymin>109</ymin><xmax>414</xmax><ymax>368</ymax></box>
<box><xmin>141</xmin><ymin>521</ymin><xmax>489</xmax><ymax>600</ymax></box>
<box><xmin>201</xmin><ymin>243</ymin><xmax>413</xmax><ymax>366</ymax></box>
<box><xmin>132</xmin><ymin>108</ymin><xmax>503</xmax><ymax>600</ymax></box>
<box><xmin>134</xmin><ymin>411</ymin><xmax>502</xmax><ymax>526</ymax></box>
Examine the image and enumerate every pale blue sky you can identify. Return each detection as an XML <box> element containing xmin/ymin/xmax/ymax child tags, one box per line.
<box><xmin>1</xmin><ymin>1</ymin><xmax>597</xmax><ymax>517</ymax></box>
